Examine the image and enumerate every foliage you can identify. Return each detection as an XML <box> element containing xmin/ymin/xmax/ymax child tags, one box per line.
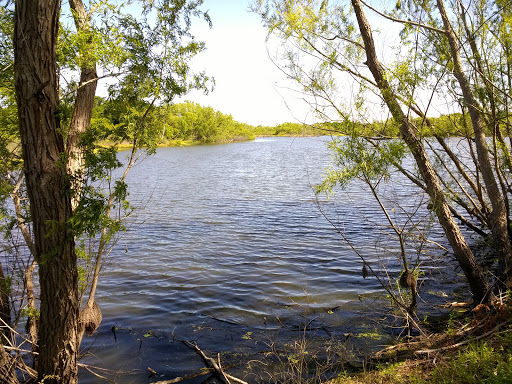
<box><xmin>255</xmin><ymin>0</ymin><xmax>512</xmax><ymax>312</ymax></box>
<box><xmin>319</xmin><ymin>114</ymin><xmax>474</xmax><ymax>138</ymax></box>
<box><xmin>0</xmin><ymin>0</ymin><xmax>213</xmax><ymax>381</ymax></box>
<box><xmin>90</xmin><ymin>98</ymin><xmax>344</xmax><ymax>145</ymax></box>
<box><xmin>250</xmin><ymin>121</ymin><xmax>327</xmax><ymax>136</ymax></box>
<box><xmin>250</xmin><ymin>124</ymin><xmax>276</xmax><ymax>136</ymax></box>
<box><xmin>272</xmin><ymin>122</ymin><xmax>319</xmax><ymax>136</ymax></box>
<box><xmin>333</xmin><ymin>328</ymin><xmax>512</xmax><ymax>384</ymax></box>
<box><xmin>322</xmin><ymin>120</ymin><xmax>400</xmax><ymax>137</ymax></box>
<box><xmin>429</xmin><ymin>338</ymin><xmax>512</xmax><ymax>384</ymax></box>
<box><xmin>90</xmin><ymin>99</ymin><xmax>256</xmax><ymax>144</ymax></box>
<box><xmin>158</xmin><ymin>101</ymin><xmax>255</xmax><ymax>143</ymax></box>
<box><xmin>316</xmin><ymin>137</ymin><xmax>408</xmax><ymax>192</ymax></box>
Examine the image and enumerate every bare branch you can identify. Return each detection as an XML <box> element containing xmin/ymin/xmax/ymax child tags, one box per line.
<box><xmin>359</xmin><ymin>0</ymin><xmax>445</xmax><ymax>34</ymax></box>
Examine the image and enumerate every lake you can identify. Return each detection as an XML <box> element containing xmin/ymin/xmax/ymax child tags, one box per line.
<box><xmin>79</xmin><ymin>136</ymin><xmax>464</xmax><ymax>382</ymax></box>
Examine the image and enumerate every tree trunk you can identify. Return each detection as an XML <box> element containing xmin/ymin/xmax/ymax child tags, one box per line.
<box><xmin>65</xmin><ymin>0</ymin><xmax>104</xmax><ymax>346</ymax></box>
<box><xmin>25</xmin><ymin>261</ymin><xmax>38</xmax><ymax>352</ymax></box>
<box><xmin>436</xmin><ymin>0</ymin><xmax>512</xmax><ymax>288</ymax></box>
<box><xmin>14</xmin><ymin>1</ymin><xmax>80</xmax><ymax>383</ymax></box>
<box><xmin>351</xmin><ymin>0</ymin><xmax>492</xmax><ymax>303</ymax></box>
<box><xmin>0</xmin><ymin>261</ymin><xmax>11</xmax><ymax>339</ymax></box>
<box><xmin>12</xmin><ymin>175</ymin><xmax>39</xmax><ymax>351</ymax></box>
<box><xmin>67</xmin><ymin>0</ymin><xmax>98</xmax><ymax>211</ymax></box>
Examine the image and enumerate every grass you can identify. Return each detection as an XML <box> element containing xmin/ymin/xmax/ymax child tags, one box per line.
<box><xmin>236</xmin><ymin>295</ymin><xmax>512</xmax><ymax>383</ymax></box>
<box><xmin>329</xmin><ymin>316</ymin><xmax>512</xmax><ymax>384</ymax></box>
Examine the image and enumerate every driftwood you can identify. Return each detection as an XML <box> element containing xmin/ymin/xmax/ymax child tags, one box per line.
<box><xmin>77</xmin><ymin>363</ymin><xmax>113</xmax><ymax>382</ymax></box>
<box><xmin>182</xmin><ymin>340</ymin><xmax>247</xmax><ymax>384</ymax></box>
<box><xmin>155</xmin><ymin>340</ymin><xmax>248</xmax><ymax>384</ymax></box>
<box><xmin>415</xmin><ymin>320</ymin><xmax>512</xmax><ymax>355</ymax></box>
<box><xmin>151</xmin><ymin>367</ymin><xmax>216</xmax><ymax>384</ymax></box>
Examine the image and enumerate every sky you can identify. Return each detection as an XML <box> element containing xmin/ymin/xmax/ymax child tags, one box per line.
<box><xmin>181</xmin><ymin>1</ymin><xmax>454</xmax><ymax>127</ymax></box>
<box><xmin>176</xmin><ymin>0</ymin><xmax>308</xmax><ymax>127</ymax></box>
<box><xmin>179</xmin><ymin>0</ymin><xmax>404</xmax><ymax>127</ymax></box>
<box><xmin>92</xmin><ymin>0</ymin><xmax>449</xmax><ymax>127</ymax></box>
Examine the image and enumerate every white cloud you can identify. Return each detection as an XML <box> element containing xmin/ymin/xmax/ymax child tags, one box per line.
<box><xmin>177</xmin><ymin>0</ymin><xmax>309</xmax><ymax>126</ymax></box>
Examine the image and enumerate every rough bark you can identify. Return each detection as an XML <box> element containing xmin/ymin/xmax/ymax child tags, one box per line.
<box><xmin>437</xmin><ymin>0</ymin><xmax>512</xmax><ymax>286</ymax></box>
<box><xmin>67</xmin><ymin>0</ymin><xmax>98</xmax><ymax>211</ymax></box>
<box><xmin>352</xmin><ymin>0</ymin><xmax>492</xmax><ymax>303</ymax></box>
<box><xmin>25</xmin><ymin>261</ymin><xmax>38</xmax><ymax>351</ymax></box>
<box><xmin>0</xmin><ymin>262</ymin><xmax>10</xmax><ymax>338</ymax></box>
<box><xmin>14</xmin><ymin>0</ymin><xmax>80</xmax><ymax>383</ymax></box>
<box><xmin>11</xmin><ymin>175</ymin><xmax>38</xmax><ymax>350</ymax></box>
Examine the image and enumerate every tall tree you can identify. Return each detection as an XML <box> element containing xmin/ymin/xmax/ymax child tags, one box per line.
<box><xmin>350</xmin><ymin>0</ymin><xmax>491</xmax><ymax>303</ymax></box>
<box><xmin>14</xmin><ymin>1</ymin><xmax>80</xmax><ymax>382</ymax></box>
<box><xmin>7</xmin><ymin>0</ymin><xmax>212</xmax><ymax>382</ymax></box>
<box><xmin>255</xmin><ymin>0</ymin><xmax>512</xmax><ymax>305</ymax></box>
<box><xmin>66</xmin><ymin>0</ymin><xmax>98</xmax><ymax>211</ymax></box>
<box><xmin>435</xmin><ymin>0</ymin><xmax>512</xmax><ymax>286</ymax></box>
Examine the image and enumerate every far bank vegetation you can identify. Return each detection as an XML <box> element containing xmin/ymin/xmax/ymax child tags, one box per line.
<box><xmin>90</xmin><ymin>97</ymin><xmax>477</xmax><ymax>148</ymax></box>
<box><xmin>88</xmin><ymin>98</ymin><xmax>333</xmax><ymax>146</ymax></box>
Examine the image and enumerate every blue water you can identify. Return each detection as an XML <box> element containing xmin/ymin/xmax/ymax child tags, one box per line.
<box><xmin>79</xmin><ymin>137</ymin><xmax>463</xmax><ymax>382</ymax></box>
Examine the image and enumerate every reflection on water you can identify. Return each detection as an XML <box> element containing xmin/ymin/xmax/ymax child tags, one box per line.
<box><xmin>79</xmin><ymin>137</ymin><xmax>463</xmax><ymax>382</ymax></box>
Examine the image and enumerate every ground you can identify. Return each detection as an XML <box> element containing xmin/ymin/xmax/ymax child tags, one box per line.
<box><xmin>329</xmin><ymin>302</ymin><xmax>512</xmax><ymax>384</ymax></box>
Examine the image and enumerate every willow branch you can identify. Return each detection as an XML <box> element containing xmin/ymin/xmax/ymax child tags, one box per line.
<box><xmin>359</xmin><ymin>0</ymin><xmax>444</xmax><ymax>34</ymax></box>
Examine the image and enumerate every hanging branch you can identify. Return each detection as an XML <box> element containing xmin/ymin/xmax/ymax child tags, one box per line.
<box><xmin>314</xmin><ymin>194</ymin><xmax>426</xmax><ymax>336</ymax></box>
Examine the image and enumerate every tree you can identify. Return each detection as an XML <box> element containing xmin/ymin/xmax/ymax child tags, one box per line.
<box><xmin>157</xmin><ymin>101</ymin><xmax>255</xmax><ymax>143</ymax></box>
<box><xmin>14</xmin><ymin>3</ymin><xmax>80</xmax><ymax>382</ymax></box>
<box><xmin>255</xmin><ymin>0</ymin><xmax>512</xmax><ymax>306</ymax></box>
<box><xmin>4</xmin><ymin>0</ymin><xmax>211</xmax><ymax>382</ymax></box>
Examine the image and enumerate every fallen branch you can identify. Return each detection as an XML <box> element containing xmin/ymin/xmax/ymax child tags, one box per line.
<box><xmin>415</xmin><ymin>321</ymin><xmax>511</xmax><ymax>355</ymax></box>
<box><xmin>181</xmin><ymin>340</ymin><xmax>248</xmax><ymax>384</ymax></box>
<box><xmin>77</xmin><ymin>362</ymin><xmax>138</xmax><ymax>382</ymax></box>
<box><xmin>78</xmin><ymin>363</ymin><xmax>114</xmax><ymax>383</ymax></box>
<box><xmin>151</xmin><ymin>367</ymin><xmax>216</xmax><ymax>384</ymax></box>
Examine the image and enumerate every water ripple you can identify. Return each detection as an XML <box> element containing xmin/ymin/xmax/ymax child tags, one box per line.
<box><xmin>81</xmin><ymin>137</ymin><xmax>465</xmax><ymax>382</ymax></box>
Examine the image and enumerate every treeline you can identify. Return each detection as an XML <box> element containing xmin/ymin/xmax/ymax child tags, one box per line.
<box><xmin>90</xmin><ymin>97</ymin><xmax>475</xmax><ymax>145</ymax></box>
<box><xmin>89</xmin><ymin>98</ymin><xmax>329</xmax><ymax>146</ymax></box>
<box><xmin>255</xmin><ymin>114</ymin><xmax>479</xmax><ymax>138</ymax></box>
<box><xmin>252</xmin><ymin>121</ymin><xmax>324</xmax><ymax>136</ymax></box>
<box><xmin>90</xmin><ymin>99</ymin><xmax>255</xmax><ymax>145</ymax></box>
<box><xmin>158</xmin><ymin>101</ymin><xmax>258</xmax><ymax>143</ymax></box>
<box><xmin>322</xmin><ymin>113</ymin><xmax>482</xmax><ymax>137</ymax></box>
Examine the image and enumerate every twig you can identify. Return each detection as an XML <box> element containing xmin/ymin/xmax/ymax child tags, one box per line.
<box><xmin>415</xmin><ymin>320</ymin><xmax>511</xmax><ymax>355</ymax></box>
<box><xmin>0</xmin><ymin>316</ymin><xmax>37</xmax><ymax>347</ymax></box>
<box><xmin>181</xmin><ymin>340</ymin><xmax>248</xmax><ymax>384</ymax></box>
<box><xmin>3</xmin><ymin>346</ymin><xmax>38</xmax><ymax>355</ymax></box>
<box><xmin>151</xmin><ymin>368</ymin><xmax>215</xmax><ymax>383</ymax></box>
<box><xmin>78</xmin><ymin>363</ymin><xmax>115</xmax><ymax>383</ymax></box>
<box><xmin>217</xmin><ymin>353</ymin><xmax>231</xmax><ymax>384</ymax></box>
<box><xmin>77</xmin><ymin>362</ymin><xmax>138</xmax><ymax>380</ymax></box>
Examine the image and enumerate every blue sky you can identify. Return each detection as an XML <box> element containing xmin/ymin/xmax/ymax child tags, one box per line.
<box><xmin>178</xmin><ymin>0</ymin><xmax>307</xmax><ymax>126</ymax></box>
<box><xmin>91</xmin><ymin>0</ymin><xmax>446</xmax><ymax>127</ymax></box>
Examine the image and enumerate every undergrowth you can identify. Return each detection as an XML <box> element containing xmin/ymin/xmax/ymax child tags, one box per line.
<box><xmin>330</xmin><ymin>321</ymin><xmax>512</xmax><ymax>384</ymax></box>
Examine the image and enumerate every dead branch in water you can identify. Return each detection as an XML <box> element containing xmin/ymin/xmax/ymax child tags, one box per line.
<box><xmin>151</xmin><ymin>367</ymin><xmax>215</xmax><ymax>384</ymax></box>
<box><xmin>180</xmin><ymin>340</ymin><xmax>248</xmax><ymax>384</ymax></box>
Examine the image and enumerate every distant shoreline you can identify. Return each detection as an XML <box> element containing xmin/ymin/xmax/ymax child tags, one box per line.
<box><xmin>109</xmin><ymin>133</ymin><xmax>333</xmax><ymax>150</ymax></box>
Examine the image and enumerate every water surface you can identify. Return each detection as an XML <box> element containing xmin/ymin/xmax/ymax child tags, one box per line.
<box><xmin>80</xmin><ymin>137</ymin><xmax>462</xmax><ymax>382</ymax></box>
